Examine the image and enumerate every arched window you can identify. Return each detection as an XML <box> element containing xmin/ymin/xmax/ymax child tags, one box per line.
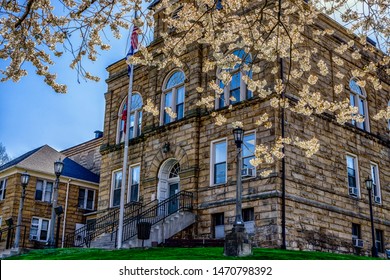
<box><xmin>161</xmin><ymin>70</ymin><xmax>185</xmax><ymax>124</ymax></box>
<box><xmin>117</xmin><ymin>93</ymin><xmax>143</xmax><ymax>143</ymax></box>
<box><xmin>349</xmin><ymin>79</ymin><xmax>369</xmax><ymax>131</ymax></box>
<box><xmin>216</xmin><ymin>50</ymin><xmax>253</xmax><ymax>109</ymax></box>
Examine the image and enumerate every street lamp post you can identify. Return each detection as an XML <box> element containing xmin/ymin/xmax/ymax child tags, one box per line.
<box><xmin>14</xmin><ymin>172</ymin><xmax>30</xmax><ymax>249</ymax></box>
<box><xmin>49</xmin><ymin>159</ymin><xmax>64</xmax><ymax>247</ymax></box>
<box><xmin>224</xmin><ymin>127</ymin><xmax>252</xmax><ymax>257</ymax></box>
<box><xmin>233</xmin><ymin>127</ymin><xmax>245</xmax><ymax>229</ymax></box>
<box><xmin>365</xmin><ymin>177</ymin><xmax>378</xmax><ymax>258</ymax></box>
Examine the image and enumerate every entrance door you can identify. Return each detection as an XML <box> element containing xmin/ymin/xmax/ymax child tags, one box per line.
<box><xmin>168</xmin><ymin>183</ymin><xmax>179</xmax><ymax>214</ymax></box>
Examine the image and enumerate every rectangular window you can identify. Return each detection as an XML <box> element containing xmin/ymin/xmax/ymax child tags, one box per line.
<box><xmin>164</xmin><ymin>91</ymin><xmax>172</xmax><ymax>124</ymax></box>
<box><xmin>346</xmin><ymin>155</ymin><xmax>359</xmax><ymax>197</ymax></box>
<box><xmin>211</xmin><ymin>139</ymin><xmax>227</xmax><ymax>185</ymax></box>
<box><xmin>0</xmin><ymin>178</ymin><xmax>7</xmax><ymax>200</ymax></box>
<box><xmin>129</xmin><ymin>165</ymin><xmax>140</xmax><ymax>202</ymax></box>
<box><xmin>78</xmin><ymin>188</ymin><xmax>95</xmax><ymax>210</ymax></box>
<box><xmin>212</xmin><ymin>213</ymin><xmax>225</xmax><ymax>239</ymax></box>
<box><xmin>35</xmin><ymin>179</ymin><xmax>53</xmax><ymax>202</ymax></box>
<box><xmin>112</xmin><ymin>170</ymin><xmax>122</xmax><ymax>207</ymax></box>
<box><xmin>370</xmin><ymin>163</ymin><xmax>381</xmax><ymax>204</ymax></box>
<box><xmin>176</xmin><ymin>87</ymin><xmax>185</xmax><ymax>120</ymax></box>
<box><xmin>375</xmin><ymin>229</ymin><xmax>384</xmax><ymax>253</ymax></box>
<box><xmin>242</xmin><ymin>208</ymin><xmax>255</xmax><ymax>234</ymax></box>
<box><xmin>352</xmin><ymin>223</ymin><xmax>363</xmax><ymax>248</ymax></box>
<box><xmin>242</xmin><ymin>133</ymin><xmax>256</xmax><ymax>177</ymax></box>
<box><xmin>30</xmin><ymin>217</ymin><xmax>50</xmax><ymax>242</ymax></box>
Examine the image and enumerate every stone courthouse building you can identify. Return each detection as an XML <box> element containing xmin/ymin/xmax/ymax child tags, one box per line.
<box><xmin>93</xmin><ymin>1</ymin><xmax>390</xmax><ymax>256</ymax></box>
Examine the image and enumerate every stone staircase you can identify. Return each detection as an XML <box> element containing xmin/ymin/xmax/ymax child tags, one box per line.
<box><xmin>87</xmin><ymin>191</ymin><xmax>195</xmax><ymax>249</ymax></box>
<box><xmin>125</xmin><ymin>211</ymin><xmax>195</xmax><ymax>248</ymax></box>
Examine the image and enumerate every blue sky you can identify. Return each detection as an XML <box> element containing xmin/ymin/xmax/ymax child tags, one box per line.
<box><xmin>0</xmin><ymin>33</ymin><xmax>131</xmax><ymax>159</ymax></box>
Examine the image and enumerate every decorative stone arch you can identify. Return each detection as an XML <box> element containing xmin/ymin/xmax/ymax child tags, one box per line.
<box><xmin>145</xmin><ymin>142</ymin><xmax>190</xmax><ymax>178</ymax></box>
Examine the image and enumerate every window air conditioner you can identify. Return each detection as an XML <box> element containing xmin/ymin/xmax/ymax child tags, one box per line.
<box><xmin>349</xmin><ymin>187</ymin><xmax>358</xmax><ymax>197</ymax></box>
<box><xmin>352</xmin><ymin>238</ymin><xmax>364</xmax><ymax>248</ymax></box>
<box><xmin>374</xmin><ymin>196</ymin><xmax>381</xmax><ymax>204</ymax></box>
<box><xmin>30</xmin><ymin>235</ymin><xmax>38</xmax><ymax>241</ymax></box>
<box><xmin>242</xmin><ymin>168</ymin><xmax>254</xmax><ymax>177</ymax></box>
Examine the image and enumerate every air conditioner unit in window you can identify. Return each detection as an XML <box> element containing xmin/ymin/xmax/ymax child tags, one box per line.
<box><xmin>374</xmin><ymin>196</ymin><xmax>381</xmax><ymax>204</ymax></box>
<box><xmin>30</xmin><ymin>235</ymin><xmax>38</xmax><ymax>241</ymax></box>
<box><xmin>242</xmin><ymin>168</ymin><xmax>254</xmax><ymax>177</ymax></box>
<box><xmin>352</xmin><ymin>238</ymin><xmax>364</xmax><ymax>248</ymax></box>
<box><xmin>349</xmin><ymin>187</ymin><xmax>358</xmax><ymax>197</ymax></box>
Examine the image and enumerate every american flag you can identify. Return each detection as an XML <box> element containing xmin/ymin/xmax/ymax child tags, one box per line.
<box><xmin>127</xmin><ymin>24</ymin><xmax>139</xmax><ymax>76</ymax></box>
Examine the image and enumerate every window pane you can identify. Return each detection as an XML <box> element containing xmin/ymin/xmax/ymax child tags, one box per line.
<box><xmin>78</xmin><ymin>189</ymin><xmax>85</xmax><ymax>208</ymax></box>
<box><xmin>166</xmin><ymin>71</ymin><xmax>185</xmax><ymax>89</ymax></box>
<box><xmin>130</xmin><ymin>94</ymin><xmax>143</xmax><ymax>111</ymax></box>
<box><xmin>214</xmin><ymin>162</ymin><xmax>226</xmax><ymax>184</ymax></box>
<box><xmin>243</xmin><ymin>134</ymin><xmax>255</xmax><ymax>158</ymax></box>
<box><xmin>87</xmin><ymin>190</ymin><xmax>94</xmax><ymax>209</ymax></box>
<box><xmin>113</xmin><ymin>189</ymin><xmax>121</xmax><ymax>207</ymax></box>
<box><xmin>114</xmin><ymin>172</ymin><xmax>122</xmax><ymax>190</ymax></box>
<box><xmin>131</xmin><ymin>166</ymin><xmax>140</xmax><ymax>185</ymax></box>
<box><xmin>137</xmin><ymin>111</ymin><xmax>142</xmax><ymax>136</ymax></box>
<box><xmin>176</xmin><ymin>104</ymin><xmax>184</xmax><ymax>120</ymax></box>
<box><xmin>45</xmin><ymin>182</ymin><xmax>53</xmax><ymax>202</ymax></box>
<box><xmin>243</xmin><ymin>156</ymin><xmax>255</xmax><ymax>169</ymax></box>
<box><xmin>130</xmin><ymin>184</ymin><xmax>139</xmax><ymax>202</ymax></box>
<box><xmin>230</xmin><ymin>72</ymin><xmax>241</xmax><ymax>104</ymax></box>
<box><xmin>176</xmin><ymin>86</ymin><xmax>185</xmax><ymax>104</ymax></box>
<box><xmin>346</xmin><ymin>156</ymin><xmax>355</xmax><ymax>169</ymax></box>
<box><xmin>35</xmin><ymin>180</ymin><xmax>43</xmax><ymax>200</ymax></box>
<box><xmin>350</xmin><ymin>79</ymin><xmax>364</xmax><ymax>96</ymax></box>
<box><xmin>214</xmin><ymin>141</ymin><xmax>227</xmax><ymax>163</ymax></box>
<box><xmin>347</xmin><ymin>168</ymin><xmax>356</xmax><ymax>188</ymax></box>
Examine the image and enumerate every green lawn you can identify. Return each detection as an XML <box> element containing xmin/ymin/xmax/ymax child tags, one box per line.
<box><xmin>4</xmin><ymin>247</ymin><xmax>375</xmax><ymax>260</ymax></box>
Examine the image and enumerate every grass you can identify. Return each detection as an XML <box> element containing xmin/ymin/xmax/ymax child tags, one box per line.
<box><xmin>4</xmin><ymin>247</ymin><xmax>375</xmax><ymax>260</ymax></box>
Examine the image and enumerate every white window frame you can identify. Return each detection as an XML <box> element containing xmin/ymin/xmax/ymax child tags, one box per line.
<box><xmin>116</xmin><ymin>93</ymin><xmax>143</xmax><ymax>143</ymax></box>
<box><xmin>29</xmin><ymin>217</ymin><xmax>50</xmax><ymax>242</ymax></box>
<box><xmin>215</xmin><ymin>50</ymin><xmax>253</xmax><ymax>109</ymax></box>
<box><xmin>242</xmin><ymin>131</ymin><xmax>256</xmax><ymax>178</ymax></box>
<box><xmin>0</xmin><ymin>216</ymin><xmax>2</xmax><ymax>228</ymax></box>
<box><xmin>160</xmin><ymin>69</ymin><xmax>186</xmax><ymax>125</ymax></box>
<box><xmin>210</xmin><ymin>138</ymin><xmax>228</xmax><ymax>186</ymax></box>
<box><xmin>111</xmin><ymin>169</ymin><xmax>123</xmax><ymax>207</ymax></box>
<box><xmin>0</xmin><ymin>178</ymin><xmax>6</xmax><ymax>200</ymax></box>
<box><xmin>346</xmin><ymin>154</ymin><xmax>360</xmax><ymax>198</ymax></box>
<box><xmin>128</xmin><ymin>164</ymin><xmax>141</xmax><ymax>203</ymax></box>
<box><xmin>78</xmin><ymin>188</ymin><xmax>95</xmax><ymax>210</ymax></box>
<box><xmin>349</xmin><ymin>78</ymin><xmax>370</xmax><ymax>132</ymax></box>
<box><xmin>370</xmin><ymin>162</ymin><xmax>381</xmax><ymax>204</ymax></box>
<box><xmin>35</xmin><ymin>179</ymin><xmax>54</xmax><ymax>203</ymax></box>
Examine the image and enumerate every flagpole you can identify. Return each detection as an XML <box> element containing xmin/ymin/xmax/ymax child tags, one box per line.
<box><xmin>117</xmin><ymin>15</ymin><xmax>138</xmax><ymax>249</ymax></box>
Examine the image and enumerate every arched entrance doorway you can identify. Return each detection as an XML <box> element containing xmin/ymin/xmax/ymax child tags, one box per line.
<box><xmin>157</xmin><ymin>159</ymin><xmax>180</xmax><ymax>214</ymax></box>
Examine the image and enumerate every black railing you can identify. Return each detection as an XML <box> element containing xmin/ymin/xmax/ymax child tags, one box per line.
<box><xmin>64</xmin><ymin>201</ymin><xmax>142</xmax><ymax>247</ymax></box>
<box><xmin>0</xmin><ymin>225</ymin><xmax>27</xmax><ymax>250</ymax></box>
<box><xmin>119</xmin><ymin>191</ymin><xmax>193</xmax><ymax>245</ymax></box>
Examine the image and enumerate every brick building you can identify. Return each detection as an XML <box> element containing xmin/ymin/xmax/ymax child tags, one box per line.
<box><xmin>0</xmin><ymin>143</ymin><xmax>100</xmax><ymax>250</ymax></box>
<box><xmin>92</xmin><ymin>1</ymin><xmax>389</xmax><ymax>256</ymax></box>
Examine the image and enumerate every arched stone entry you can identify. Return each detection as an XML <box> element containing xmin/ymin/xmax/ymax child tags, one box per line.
<box><xmin>157</xmin><ymin>159</ymin><xmax>180</xmax><ymax>214</ymax></box>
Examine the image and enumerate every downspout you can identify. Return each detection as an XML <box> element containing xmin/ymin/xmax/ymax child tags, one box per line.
<box><xmin>61</xmin><ymin>179</ymin><xmax>71</xmax><ymax>248</ymax></box>
<box><xmin>280</xmin><ymin>57</ymin><xmax>286</xmax><ymax>250</ymax></box>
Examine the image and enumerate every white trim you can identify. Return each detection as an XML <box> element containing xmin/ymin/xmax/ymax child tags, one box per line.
<box><xmin>117</xmin><ymin>93</ymin><xmax>143</xmax><ymax>144</ymax></box>
<box><xmin>370</xmin><ymin>162</ymin><xmax>381</xmax><ymax>204</ymax></box>
<box><xmin>349</xmin><ymin>78</ymin><xmax>370</xmax><ymax>132</ymax></box>
<box><xmin>210</xmin><ymin>138</ymin><xmax>228</xmax><ymax>186</ymax></box>
<box><xmin>127</xmin><ymin>163</ymin><xmax>141</xmax><ymax>203</ymax></box>
<box><xmin>29</xmin><ymin>216</ymin><xmax>51</xmax><ymax>242</ymax></box>
<box><xmin>242</xmin><ymin>130</ymin><xmax>256</xmax><ymax>179</ymax></box>
<box><xmin>346</xmin><ymin>153</ymin><xmax>361</xmax><ymax>198</ymax></box>
<box><xmin>110</xmin><ymin>169</ymin><xmax>123</xmax><ymax>208</ymax></box>
<box><xmin>160</xmin><ymin>69</ymin><xmax>186</xmax><ymax>125</ymax></box>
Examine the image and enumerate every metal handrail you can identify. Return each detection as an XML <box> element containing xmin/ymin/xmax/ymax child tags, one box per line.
<box><xmin>64</xmin><ymin>201</ymin><xmax>142</xmax><ymax>247</ymax></box>
<box><xmin>0</xmin><ymin>225</ymin><xmax>27</xmax><ymax>250</ymax></box>
<box><xmin>119</xmin><ymin>191</ymin><xmax>193</xmax><ymax>245</ymax></box>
